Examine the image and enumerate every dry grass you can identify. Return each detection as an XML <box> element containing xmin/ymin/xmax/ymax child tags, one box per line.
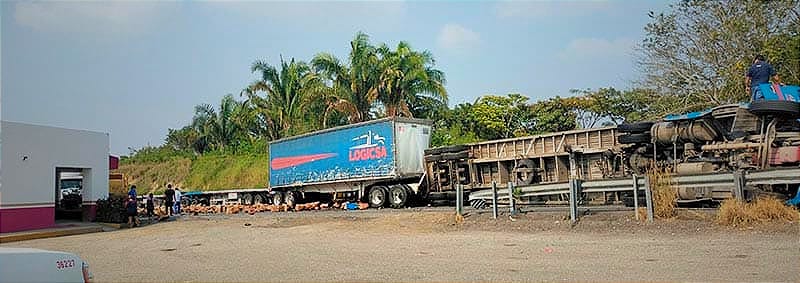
<box><xmin>717</xmin><ymin>197</ymin><xmax>799</xmax><ymax>226</ymax></box>
<box><xmin>648</xmin><ymin>168</ymin><xmax>677</xmax><ymax>219</ymax></box>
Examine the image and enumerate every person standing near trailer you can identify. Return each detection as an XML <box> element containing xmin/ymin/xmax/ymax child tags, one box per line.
<box><xmin>127</xmin><ymin>185</ymin><xmax>137</xmax><ymax>198</ymax></box>
<box><xmin>173</xmin><ymin>188</ymin><xmax>182</xmax><ymax>215</ymax></box>
<box><xmin>125</xmin><ymin>195</ymin><xmax>140</xmax><ymax>228</ymax></box>
<box><xmin>146</xmin><ymin>193</ymin><xmax>155</xmax><ymax>221</ymax></box>
<box><xmin>164</xmin><ymin>184</ymin><xmax>175</xmax><ymax>216</ymax></box>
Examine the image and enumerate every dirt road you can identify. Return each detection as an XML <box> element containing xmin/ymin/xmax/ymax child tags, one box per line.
<box><xmin>3</xmin><ymin>209</ymin><xmax>798</xmax><ymax>282</ymax></box>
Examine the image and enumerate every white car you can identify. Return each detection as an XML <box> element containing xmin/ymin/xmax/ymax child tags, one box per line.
<box><xmin>0</xmin><ymin>248</ymin><xmax>92</xmax><ymax>283</ymax></box>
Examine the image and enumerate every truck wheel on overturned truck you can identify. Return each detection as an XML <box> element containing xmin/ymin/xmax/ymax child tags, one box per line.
<box><xmin>388</xmin><ymin>185</ymin><xmax>409</xmax><ymax>208</ymax></box>
<box><xmin>618</xmin><ymin>133</ymin><xmax>651</xmax><ymax>144</ymax></box>
<box><xmin>749</xmin><ymin>100</ymin><xmax>800</xmax><ymax>118</ymax></box>
<box><xmin>424</xmin><ymin>144</ymin><xmax>468</xmax><ymax>156</ymax></box>
<box><xmin>617</xmin><ymin>121</ymin><xmax>654</xmax><ymax>133</ymax></box>
<box><xmin>369</xmin><ymin>186</ymin><xmax>388</xmax><ymax>208</ymax></box>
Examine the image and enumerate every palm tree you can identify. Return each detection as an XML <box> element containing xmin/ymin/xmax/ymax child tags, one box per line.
<box><xmin>243</xmin><ymin>57</ymin><xmax>322</xmax><ymax>140</ymax></box>
<box><xmin>377</xmin><ymin>41</ymin><xmax>448</xmax><ymax>118</ymax></box>
<box><xmin>191</xmin><ymin>94</ymin><xmax>243</xmax><ymax>150</ymax></box>
<box><xmin>311</xmin><ymin>32</ymin><xmax>382</xmax><ymax>125</ymax></box>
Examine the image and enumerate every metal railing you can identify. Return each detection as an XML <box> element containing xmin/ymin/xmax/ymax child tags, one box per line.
<box><xmin>466</xmin><ymin>168</ymin><xmax>800</xmax><ymax>223</ymax></box>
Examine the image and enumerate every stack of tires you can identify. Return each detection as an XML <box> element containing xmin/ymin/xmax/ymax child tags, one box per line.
<box><xmin>617</xmin><ymin>121</ymin><xmax>654</xmax><ymax>144</ymax></box>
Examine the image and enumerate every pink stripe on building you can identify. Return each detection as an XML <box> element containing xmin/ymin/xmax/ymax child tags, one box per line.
<box><xmin>0</xmin><ymin>206</ymin><xmax>55</xmax><ymax>233</ymax></box>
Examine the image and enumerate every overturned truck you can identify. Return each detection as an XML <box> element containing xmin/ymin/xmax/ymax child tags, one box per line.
<box><xmin>431</xmin><ymin>84</ymin><xmax>800</xmax><ymax>205</ymax></box>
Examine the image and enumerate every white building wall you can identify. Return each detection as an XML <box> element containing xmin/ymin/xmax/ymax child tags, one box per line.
<box><xmin>0</xmin><ymin>121</ymin><xmax>109</xmax><ymax>206</ymax></box>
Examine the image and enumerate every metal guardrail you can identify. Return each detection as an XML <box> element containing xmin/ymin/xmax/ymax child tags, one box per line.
<box><xmin>469</xmin><ymin>168</ymin><xmax>800</xmax><ymax>202</ymax></box>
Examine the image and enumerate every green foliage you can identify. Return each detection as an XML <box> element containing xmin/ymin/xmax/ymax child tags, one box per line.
<box><xmin>312</xmin><ymin>32</ymin><xmax>382</xmax><ymax>124</ymax></box>
<box><xmin>567</xmin><ymin>87</ymin><xmax>658</xmax><ymax>127</ymax></box>
<box><xmin>376</xmin><ymin>41</ymin><xmax>448</xmax><ymax>117</ymax></box>
<box><xmin>528</xmin><ymin>96</ymin><xmax>577</xmax><ymax>134</ymax></box>
<box><xmin>639</xmin><ymin>0</ymin><xmax>799</xmax><ymax>109</ymax></box>
<box><xmin>244</xmin><ymin>57</ymin><xmax>324</xmax><ymax>140</ymax></box>
<box><xmin>118</xmin><ymin>153</ymin><xmax>268</xmax><ymax>194</ymax></box>
<box><xmin>471</xmin><ymin>94</ymin><xmax>534</xmax><ymax>140</ymax></box>
<box><xmin>122</xmin><ymin>146</ymin><xmax>194</xmax><ymax>164</ymax></box>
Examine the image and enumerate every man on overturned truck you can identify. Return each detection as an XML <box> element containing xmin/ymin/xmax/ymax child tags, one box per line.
<box><xmin>746</xmin><ymin>54</ymin><xmax>781</xmax><ymax>102</ymax></box>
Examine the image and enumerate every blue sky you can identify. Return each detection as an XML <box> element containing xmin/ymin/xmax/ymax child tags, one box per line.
<box><xmin>1</xmin><ymin>1</ymin><xmax>671</xmax><ymax>155</ymax></box>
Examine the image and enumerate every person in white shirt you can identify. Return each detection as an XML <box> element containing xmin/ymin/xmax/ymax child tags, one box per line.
<box><xmin>173</xmin><ymin>188</ymin><xmax>182</xmax><ymax>215</ymax></box>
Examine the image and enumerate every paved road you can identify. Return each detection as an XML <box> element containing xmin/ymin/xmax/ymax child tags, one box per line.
<box><xmin>3</xmin><ymin>210</ymin><xmax>798</xmax><ymax>282</ymax></box>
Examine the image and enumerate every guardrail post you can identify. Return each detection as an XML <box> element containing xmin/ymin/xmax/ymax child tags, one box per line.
<box><xmin>733</xmin><ymin>170</ymin><xmax>746</xmax><ymax>201</ymax></box>
<box><xmin>456</xmin><ymin>184</ymin><xmax>464</xmax><ymax>216</ymax></box>
<box><xmin>632</xmin><ymin>174</ymin><xmax>640</xmax><ymax>220</ymax></box>
<box><xmin>492</xmin><ymin>181</ymin><xmax>499</xmax><ymax>219</ymax></box>
<box><xmin>569</xmin><ymin>179</ymin><xmax>581</xmax><ymax>224</ymax></box>
<box><xmin>644</xmin><ymin>175</ymin><xmax>654</xmax><ymax>223</ymax></box>
<box><xmin>507</xmin><ymin>182</ymin><xmax>516</xmax><ymax>216</ymax></box>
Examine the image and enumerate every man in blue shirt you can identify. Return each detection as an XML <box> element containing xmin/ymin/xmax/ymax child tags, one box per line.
<box><xmin>746</xmin><ymin>54</ymin><xmax>780</xmax><ymax>102</ymax></box>
<box><xmin>128</xmin><ymin>185</ymin><xmax>137</xmax><ymax>198</ymax></box>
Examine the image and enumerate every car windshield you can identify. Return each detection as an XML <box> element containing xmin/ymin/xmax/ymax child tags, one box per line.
<box><xmin>60</xmin><ymin>180</ymin><xmax>81</xmax><ymax>189</ymax></box>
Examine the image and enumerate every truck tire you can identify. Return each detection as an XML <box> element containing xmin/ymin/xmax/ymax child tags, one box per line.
<box><xmin>618</xmin><ymin>133</ymin><xmax>651</xmax><ymax>144</ymax></box>
<box><xmin>514</xmin><ymin>159</ymin><xmax>536</xmax><ymax>185</ymax></box>
<box><xmin>618</xmin><ymin>122</ymin><xmax>654</xmax><ymax>133</ymax></box>
<box><xmin>388</xmin><ymin>185</ymin><xmax>409</xmax><ymax>208</ymax></box>
<box><xmin>240</xmin><ymin>193</ymin><xmax>254</xmax><ymax>205</ymax></box>
<box><xmin>369</xmin><ymin>186</ymin><xmax>388</xmax><ymax>208</ymax></box>
<box><xmin>424</xmin><ymin>154</ymin><xmax>443</xmax><ymax>162</ymax></box>
<box><xmin>424</xmin><ymin>145</ymin><xmax>468</xmax><ymax>156</ymax></box>
<box><xmin>254</xmin><ymin>193</ymin><xmax>266</xmax><ymax>204</ymax></box>
<box><xmin>285</xmin><ymin>191</ymin><xmax>300</xmax><ymax>208</ymax></box>
<box><xmin>749</xmin><ymin>100</ymin><xmax>800</xmax><ymax>117</ymax></box>
<box><xmin>442</xmin><ymin>151</ymin><xmax>469</xmax><ymax>160</ymax></box>
<box><xmin>272</xmin><ymin>191</ymin><xmax>284</xmax><ymax>205</ymax></box>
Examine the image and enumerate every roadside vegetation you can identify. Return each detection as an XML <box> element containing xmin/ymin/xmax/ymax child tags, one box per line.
<box><xmin>717</xmin><ymin>198</ymin><xmax>799</xmax><ymax>226</ymax></box>
<box><xmin>118</xmin><ymin>1</ymin><xmax>799</xmax><ymax>197</ymax></box>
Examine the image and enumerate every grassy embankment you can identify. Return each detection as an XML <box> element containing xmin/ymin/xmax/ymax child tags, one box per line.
<box><xmin>112</xmin><ymin>153</ymin><xmax>268</xmax><ymax>195</ymax></box>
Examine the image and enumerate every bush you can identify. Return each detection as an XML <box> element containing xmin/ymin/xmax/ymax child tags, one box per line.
<box><xmin>648</xmin><ymin>168</ymin><xmax>677</xmax><ymax>218</ymax></box>
<box><xmin>717</xmin><ymin>197</ymin><xmax>799</xmax><ymax>226</ymax></box>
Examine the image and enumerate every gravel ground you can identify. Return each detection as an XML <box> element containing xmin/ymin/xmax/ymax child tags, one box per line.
<box><xmin>3</xmin><ymin>208</ymin><xmax>799</xmax><ymax>282</ymax></box>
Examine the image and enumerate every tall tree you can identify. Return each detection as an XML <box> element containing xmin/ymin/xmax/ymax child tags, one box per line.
<box><xmin>312</xmin><ymin>32</ymin><xmax>382</xmax><ymax>125</ymax></box>
<box><xmin>567</xmin><ymin>87</ymin><xmax>657</xmax><ymax>128</ymax></box>
<box><xmin>191</xmin><ymin>94</ymin><xmax>244</xmax><ymax>151</ymax></box>
<box><xmin>528</xmin><ymin>97</ymin><xmax>577</xmax><ymax>134</ymax></box>
<box><xmin>471</xmin><ymin>94</ymin><xmax>535</xmax><ymax>140</ymax></box>
<box><xmin>244</xmin><ymin>57</ymin><xmax>323</xmax><ymax>140</ymax></box>
<box><xmin>377</xmin><ymin>41</ymin><xmax>448</xmax><ymax>117</ymax></box>
<box><xmin>639</xmin><ymin>0</ymin><xmax>799</xmax><ymax>110</ymax></box>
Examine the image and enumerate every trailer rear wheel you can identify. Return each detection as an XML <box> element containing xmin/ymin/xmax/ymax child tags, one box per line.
<box><xmin>254</xmin><ymin>193</ymin><xmax>266</xmax><ymax>204</ymax></box>
<box><xmin>272</xmin><ymin>192</ymin><xmax>284</xmax><ymax>205</ymax></box>
<box><xmin>240</xmin><ymin>193</ymin><xmax>254</xmax><ymax>205</ymax></box>
<box><xmin>369</xmin><ymin>186</ymin><xmax>388</xmax><ymax>208</ymax></box>
<box><xmin>388</xmin><ymin>185</ymin><xmax>409</xmax><ymax>208</ymax></box>
<box><xmin>285</xmin><ymin>191</ymin><xmax>300</xmax><ymax>208</ymax></box>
